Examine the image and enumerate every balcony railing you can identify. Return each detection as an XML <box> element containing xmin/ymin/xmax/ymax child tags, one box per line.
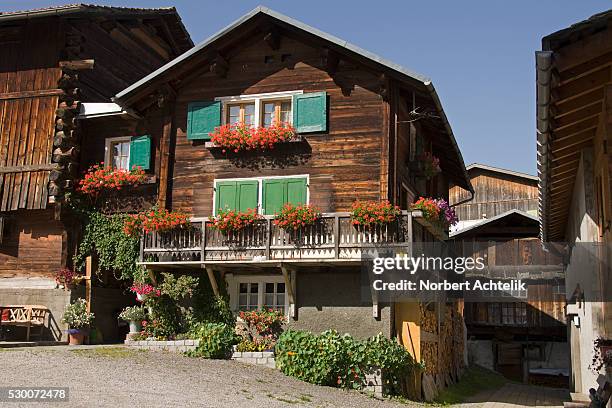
<box><xmin>140</xmin><ymin>210</ymin><xmax>441</xmax><ymax>264</ymax></box>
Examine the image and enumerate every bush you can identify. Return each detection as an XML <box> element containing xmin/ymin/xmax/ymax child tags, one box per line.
<box><xmin>118</xmin><ymin>305</ymin><xmax>146</xmax><ymax>322</ymax></box>
<box><xmin>238</xmin><ymin>309</ymin><xmax>285</xmax><ymax>348</ymax></box>
<box><xmin>275</xmin><ymin>330</ymin><xmax>417</xmax><ymax>394</ymax></box>
<box><xmin>187</xmin><ymin>323</ymin><xmax>238</xmax><ymax>359</ymax></box>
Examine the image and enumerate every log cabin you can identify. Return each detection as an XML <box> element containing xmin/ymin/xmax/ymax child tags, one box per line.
<box><xmin>449</xmin><ymin>164</ymin><xmax>567</xmax><ymax>386</ymax></box>
<box><xmin>0</xmin><ymin>4</ymin><xmax>192</xmax><ymax>341</ymax></box>
<box><xmin>536</xmin><ymin>8</ymin><xmax>612</xmax><ymax>396</ymax></box>
<box><xmin>81</xmin><ymin>6</ymin><xmax>474</xmax><ymax>398</ymax></box>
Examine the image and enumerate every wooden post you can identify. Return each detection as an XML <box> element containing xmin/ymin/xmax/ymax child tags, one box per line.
<box><xmin>201</xmin><ymin>220</ymin><xmax>207</xmax><ymax>262</ymax></box>
<box><xmin>281</xmin><ymin>265</ymin><xmax>296</xmax><ymax>318</ymax></box>
<box><xmin>157</xmin><ymin>112</ymin><xmax>174</xmax><ymax>209</ymax></box>
<box><xmin>334</xmin><ymin>214</ymin><xmax>340</xmax><ymax>259</ymax></box>
<box><xmin>205</xmin><ymin>265</ymin><xmax>220</xmax><ymax>297</ymax></box>
<box><xmin>266</xmin><ymin>218</ymin><xmax>272</xmax><ymax>259</ymax></box>
<box><xmin>84</xmin><ymin>256</ymin><xmax>93</xmax><ymax>314</ymax></box>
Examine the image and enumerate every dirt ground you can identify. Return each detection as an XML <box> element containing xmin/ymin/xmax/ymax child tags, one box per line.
<box><xmin>0</xmin><ymin>346</ymin><xmax>415</xmax><ymax>408</ymax></box>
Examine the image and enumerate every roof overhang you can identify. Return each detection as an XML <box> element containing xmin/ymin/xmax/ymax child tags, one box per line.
<box><xmin>112</xmin><ymin>6</ymin><xmax>473</xmax><ymax>193</ymax></box>
<box><xmin>536</xmin><ymin>9</ymin><xmax>611</xmax><ymax>242</ymax></box>
<box><xmin>450</xmin><ymin>209</ymin><xmax>539</xmax><ymax>239</ymax></box>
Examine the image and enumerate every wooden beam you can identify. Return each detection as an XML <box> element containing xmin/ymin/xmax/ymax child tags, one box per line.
<box><xmin>552</xmin><ymin>127</ymin><xmax>597</xmax><ymax>152</ymax></box>
<box><xmin>59</xmin><ymin>59</ymin><xmax>94</xmax><ymax>70</ymax></box>
<box><xmin>555</xmin><ymin>87</ymin><xmax>604</xmax><ymax>116</ymax></box>
<box><xmin>321</xmin><ymin>48</ymin><xmax>340</xmax><ymax>75</ymax></box>
<box><xmin>263</xmin><ymin>29</ymin><xmax>280</xmax><ymax>50</ymax></box>
<box><xmin>0</xmin><ymin>89</ymin><xmax>64</xmax><ymax>100</ymax></box>
<box><xmin>205</xmin><ymin>265</ymin><xmax>220</xmax><ymax>297</ymax></box>
<box><xmin>0</xmin><ymin>164</ymin><xmax>59</xmax><ymax>174</ymax></box>
<box><xmin>158</xmin><ymin>112</ymin><xmax>173</xmax><ymax>209</ymax></box>
<box><xmin>553</xmin><ymin>67</ymin><xmax>610</xmax><ymax>103</ymax></box>
<box><xmin>280</xmin><ymin>265</ymin><xmax>296</xmax><ymax>318</ymax></box>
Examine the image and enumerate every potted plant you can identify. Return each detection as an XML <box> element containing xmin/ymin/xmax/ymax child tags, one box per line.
<box><xmin>61</xmin><ymin>298</ymin><xmax>94</xmax><ymax>345</ymax></box>
<box><xmin>130</xmin><ymin>282</ymin><xmax>161</xmax><ymax>302</ymax></box>
<box><xmin>591</xmin><ymin>338</ymin><xmax>612</xmax><ymax>372</ymax></box>
<box><xmin>210</xmin><ymin>208</ymin><xmax>263</xmax><ymax>234</ymax></box>
<box><xmin>54</xmin><ymin>267</ymin><xmax>83</xmax><ymax>291</ymax></box>
<box><xmin>413</xmin><ymin>152</ymin><xmax>441</xmax><ymax>179</ymax></box>
<box><xmin>410</xmin><ymin>197</ymin><xmax>458</xmax><ymax>229</ymax></box>
<box><xmin>119</xmin><ymin>305</ymin><xmax>147</xmax><ymax>334</ymax></box>
<box><xmin>274</xmin><ymin>203</ymin><xmax>321</xmax><ymax>230</ymax></box>
<box><xmin>123</xmin><ymin>208</ymin><xmax>191</xmax><ymax>237</ymax></box>
<box><xmin>209</xmin><ymin>122</ymin><xmax>296</xmax><ymax>153</ymax></box>
<box><xmin>77</xmin><ymin>163</ymin><xmax>147</xmax><ymax>197</ymax></box>
<box><xmin>350</xmin><ymin>200</ymin><xmax>401</xmax><ymax>227</ymax></box>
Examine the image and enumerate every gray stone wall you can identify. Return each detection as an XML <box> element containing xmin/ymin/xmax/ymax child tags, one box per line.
<box><xmin>0</xmin><ymin>287</ymin><xmax>71</xmax><ymax>341</ymax></box>
<box><xmin>125</xmin><ymin>339</ymin><xmax>199</xmax><ymax>352</ymax></box>
<box><xmin>232</xmin><ymin>351</ymin><xmax>276</xmax><ymax>368</ymax></box>
<box><xmin>287</xmin><ymin>268</ymin><xmax>391</xmax><ymax>339</ymax></box>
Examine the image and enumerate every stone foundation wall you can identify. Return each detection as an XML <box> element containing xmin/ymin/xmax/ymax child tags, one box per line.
<box><xmin>125</xmin><ymin>339</ymin><xmax>200</xmax><ymax>352</ymax></box>
<box><xmin>364</xmin><ymin>368</ymin><xmax>384</xmax><ymax>398</ymax></box>
<box><xmin>231</xmin><ymin>350</ymin><xmax>276</xmax><ymax>368</ymax></box>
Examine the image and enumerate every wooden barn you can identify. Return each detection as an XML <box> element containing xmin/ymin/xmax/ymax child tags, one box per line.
<box><xmin>80</xmin><ymin>6</ymin><xmax>474</xmax><ymax>399</ymax></box>
<box><xmin>450</xmin><ymin>164</ymin><xmax>568</xmax><ymax>385</ymax></box>
<box><xmin>0</xmin><ymin>4</ymin><xmax>192</xmax><ymax>341</ymax></box>
<box><xmin>536</xmin><ymin>9</ymin><xmax>612</xmax><ymax>396</ymax></box>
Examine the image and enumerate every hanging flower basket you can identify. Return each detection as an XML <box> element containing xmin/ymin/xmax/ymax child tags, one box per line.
<box><xmin>350</xmin><ymin>200</ymin><xmax>401</xmax><ymax>227</ymax></box>
<box><xmin>123</xmin><ymin>208</ymin><xmax>191</xmax><ymax>237</ymax></box>
<box><xmin>209</xmin><ymin>123</ymin><xmax>297</xmax><ymax>153</ymax></box>
<box><xmin>274</xmin><ymin>203</ymin><xmax>321</xmax><ymax>231</ymax></box>
<box><xmin>210</xmin><ymin>208</ymin><xmax>263</xmax><ymax>234</ymax></box>
<box><xmin>77</xmin><ymin>163</ymin><xmax>147</xmax><ymax>196</ymax></box>
<box><xmin>416</xmin><ymin>152</ymin><xmax>441</xmax><ymax>179</ymax></box>
<box><xmin>410</xmin><ymin>197</ymin><xmax>458</xmax><ymax>228</ymax></box>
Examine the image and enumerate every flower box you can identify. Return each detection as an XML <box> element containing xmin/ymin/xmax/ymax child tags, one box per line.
<box><xmin>207</xmin><ymin>123</ymin><xmax>297</xmax><ymax>153</ymax></box>
<box><xmin>411</xmin><ymin>210</ymin><xmax>448</xmax><ymax>241</ymax></box>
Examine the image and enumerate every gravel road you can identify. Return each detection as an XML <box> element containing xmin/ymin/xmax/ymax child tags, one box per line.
<box><xmin>0</xmin><ymin>346</ymin><xmax>418</xmax><ymax>408</ymax></box>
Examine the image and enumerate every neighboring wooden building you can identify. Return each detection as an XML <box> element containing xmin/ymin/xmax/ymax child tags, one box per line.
<box><xmin>450</xmin><ymin>163</ymin><xmax>538</xmax><ymax>233</ymax></box>
<box><xmin>83</xmin><ymin>7</ymin><xmax>474</xmax><ymax>399</ymax></box>
<box><xmin>0</xmin><ymin>4</ymin><xmax>192</xmax><ymax>340</ymax></box>
<box><xmin>537</xmin><ymin>9</ymin><xmax>612</xmax><ymax>395</ymax></box>
<box><xmin>450</xmin><ymin>165</ymin><xmax>567</xmax><ymax>384</ymax></box>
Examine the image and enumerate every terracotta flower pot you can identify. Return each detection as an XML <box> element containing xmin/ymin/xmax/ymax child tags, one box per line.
<box><xmin>68</xmin><ymin>330</ymin><xmax>85</xmax><ymax>345</ymax></box>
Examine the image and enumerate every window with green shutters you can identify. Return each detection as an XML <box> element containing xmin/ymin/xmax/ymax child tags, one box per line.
<box><xmin>187</xmin><ymin>101</ymin><xmax>221</xmax><ymax>140</ymax></box>
<box><xmin>214</xmin><ymin>177</ymin><xmax>308</xmax><ymax>216</ymax></box>
<box><xmin>128</xmin><ymin>135</ymin><xmax>151</xmax><ymax>170</ymax></box>
<box><xmin>262</xmin><ymin>178</ymin><xmax>307</xmax><ymax>215</ymax></box>
<box><xmin>292</xmin><ymin>92</ymin><xmax>327</xmax><ymax>133</ymax></box>
<box><xmin>215</xmin><ymin>180</ymin><xmax>258</xmax><ymax>214</ymax></box>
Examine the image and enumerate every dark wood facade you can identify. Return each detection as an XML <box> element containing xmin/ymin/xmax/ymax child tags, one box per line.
<box><xmin>0</xmin><ymin>5</ymin><xmax>191</xmax><ymax>280</ymax></box>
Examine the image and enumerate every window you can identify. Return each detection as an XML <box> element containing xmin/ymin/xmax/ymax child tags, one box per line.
<box><xmin>214</xmin><ymin>176</ymin><xmax>308</xmax><ymax>215</ymax></box>
<box><xmin>502</xmin><ymin>303</ymin><xmax>514</xmax><ymax>325</ymax></box>
<box><xmin>262</xmin><ymin>101</ymin><xmax>292</xmax><ymax>127</ymax></box>
<box><xmin>488</xmin><ymin>303</ymin><xmax>500</xmax><ymax>324</ymax></box>
<box><xmin>231</xmin><ymin>276</ymin><xmax>288</xmax><ymax>314</ymax></box>
<box><xmin>217</xmin><ymin>91</ymin><xmax>303</xmax><ymax>129</ymax></box>
<box><xmin>227</xmin><ymin>102</ymin><xmax>255</xmax><ymax>126</ymax></box>
<box><xmin>105</xmin><ymin>137</ymin><xmax>131</xmax><ymax>170</ymax></box>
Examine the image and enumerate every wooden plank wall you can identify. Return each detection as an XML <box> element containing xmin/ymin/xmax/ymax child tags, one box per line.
<box><xmin>0</xmin><ymin>209</ymin><xmax>64</xmax><ymax>278</ymax></box>
<box><xmin>0</xmin><ymin>20</ymin><xmax>62</xmax><ymax>211</ymax></box>
<box><xmin>168</xmin><ymin>37</ymin><xmax>384</xmax><ymax>215</ymax></box>
<box><xmin>450</xmin><ymin>170</ymin><xmax>538</xmax><ymax>222</ymax></box>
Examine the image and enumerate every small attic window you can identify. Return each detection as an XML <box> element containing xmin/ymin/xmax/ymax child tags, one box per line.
<box><xmin>264</xmin><ymin>55</ymin><xmax>275</xmax><ymax>64</ymax></box>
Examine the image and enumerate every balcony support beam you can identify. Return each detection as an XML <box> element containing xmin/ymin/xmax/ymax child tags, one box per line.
<box><xmin>205</xmin><ymin>265</ymin><xmax>220</xmax><ymax>297</ymax></box>
<box><xmin>281</xmin><ymin>264</ymin><xmax>297</xmax><ymax>319</ymax></box>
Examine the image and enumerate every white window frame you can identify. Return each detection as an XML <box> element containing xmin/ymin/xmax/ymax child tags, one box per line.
<box><xmin>104</xmin><ymin>136</ymin><xmax>131</xmax><ymax>170</ymax></box>
<box><xmin>215</xmin><ymin>90</ymin><xmax>303</xmax><ymax>128</ymax></box>
<box><xmin>212</xmin><ymin>174</ymin><xmax>310</xmax><ymax>216</ymax></box>
<box><xmin>226</xmin><ymin>274</ymin><xmax>289</xmax><ymax>315</ymax></box>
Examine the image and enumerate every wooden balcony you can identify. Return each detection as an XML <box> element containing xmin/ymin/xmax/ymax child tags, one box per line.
<box><xmin>139</xmin><ymin>210</ymin><xmax>444</xmax><ymax>267</ymax></box>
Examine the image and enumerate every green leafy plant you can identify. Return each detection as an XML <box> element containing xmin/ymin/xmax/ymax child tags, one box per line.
<box><xmin>118</xmin><ymin>305</ymin><xmax>146</xmax><ymax>322</ymax></box>
<box><xmin>210</xmin><ymin>208</ymin><xmax>262</xmax><ymax>233</ymax></box>
<box><xmin>238</xmin><ymin>309</ymin><xmax>286</xmax><ymax>350</ymax></box>
<box><xmin>73</xmin><ymin>211</ymin><xmax>141</xmax><ymax>281</ymax></box>
<box><xmin>61</xmin><ymin>298</ymin><xmax>95</xmax><ymax>329</ymax></box>
<box><xmin>275</xmin><ymin>330</ymin><xmax>417</xmax><ymax>395</ymax></box>
<box><xmin>187</xmin><ymin>323</ymin><xmax>239</xmax><ymax>359</ymax></box>
<box><xmin>236</xmin><ymin>338</ymin><xmax>276</xmax><ymax>352</ymax></box>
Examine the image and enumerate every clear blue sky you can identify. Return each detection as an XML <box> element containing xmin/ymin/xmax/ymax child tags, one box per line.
<box><xmin>4</xmin><ymin>1</ymin><xmax>609</xmax><ymax>174</ymax></box>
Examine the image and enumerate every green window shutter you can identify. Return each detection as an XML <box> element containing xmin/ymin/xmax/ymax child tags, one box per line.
<box><xmin>262</xmin><ymin>179</ymin><xmax>286</xmax><ymax>216</ymax></box>
<box><xmin>293</xmin><ymin>92</ymin><xmax>327</xmax><ymax>133</ymax></box>
<box><xmin>286</xmin><ymin>178</ymin><xmax>307</xmax><ymax>206</ymax></box>
<box><xmin>215</xmin><ymin>181</ymin><xmax>237</xmax><ymax>214</ymax></box>
<box><xmin>129</xmin><ymin>135</ymin><xmax>151</xmax><ymax>170</ymax></box>
<box><xmin>236</xmin><ymin>180</ymin><xmax>258</xmax><ymax>212</ymax></box>
<box><xmin>262</xmin><ymin>177</ymin><xmax>308</xmax><ymax>215</ymax></box>
<box><xmin>187</xmin><ymin>101</ymin><xmax>221</xmax><ymax>140</ymax></box>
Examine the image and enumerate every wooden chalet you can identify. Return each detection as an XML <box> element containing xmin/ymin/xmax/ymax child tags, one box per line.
<box><xmin>450</xmin><ymin>164</ymin><xmax>567</xmax><ymax>385</ymax></box>
<box><xmin>0</xmin><ymin>4</ymin><xmax>192</xmax><ymax>341</ymax></box>
<box><xmin>536</xmin><ymin>9</ymin><xmax>612</xmax><ymax>395</ymax></box>
<box><xmin>82</xmin><ymin>6</ymin><xmax>474</xmax><ymax>398</ymax></box>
